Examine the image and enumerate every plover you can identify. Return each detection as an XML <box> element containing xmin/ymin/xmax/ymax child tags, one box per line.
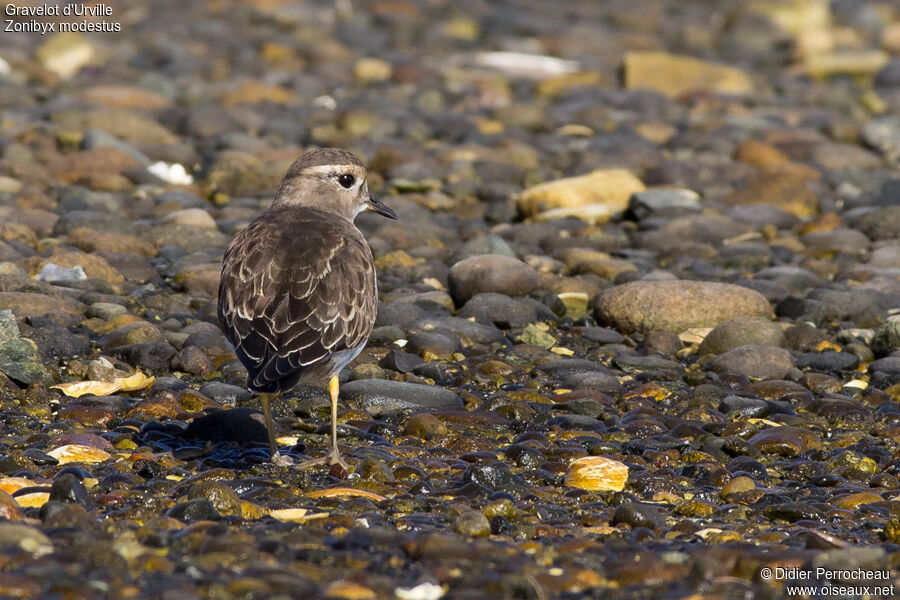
<box><xmin>217</xmin><ymin>148</ymin><xmax>396</xmax><ymax>468</ymax></box>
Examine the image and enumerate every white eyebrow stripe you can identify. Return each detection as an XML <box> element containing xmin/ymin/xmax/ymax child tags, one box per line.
<box><xmin>300</xmin><ymin>164</ymin><xmax>362</xmax><ymax>176</ymax></box>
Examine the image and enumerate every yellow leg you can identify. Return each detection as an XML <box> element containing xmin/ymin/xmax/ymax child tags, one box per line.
<box><xmin>327</xmin><ymin>375</ymin><xmax>349</xmax><ymax>469</ymax></box>
<box><xmin>260</xmin><ymin>392</ymin><xmax>293</xmax><ymax>466</ymax></box>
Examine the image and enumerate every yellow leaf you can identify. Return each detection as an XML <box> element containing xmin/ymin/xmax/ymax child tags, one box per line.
<box><xmin>115</xmin><ymin>371</ymin><xmax>155</xmax><ymax>391</ymax></box>
<box><xmin>46</xmin><ymin>444</ymin><xmax>111</xmax><ymax>464</ymax></box>
<box><xmin>305</xmin><ymin>488</ymin><xmax>386</xmax><ymax>501</ymax></box>
<box><xmin>15</xmin><ymin>492</ymin><xmax>49</xmax><ymax>508</ymax></box>
<box><xmin>51</xmin><ymin>380</ymin><xmax>122</xmax><ymax>398</ymax></box>
<box><xmin>268</xmin><ymin>508</ymin><xmax>330</xmax><ymax>523</ymax></box>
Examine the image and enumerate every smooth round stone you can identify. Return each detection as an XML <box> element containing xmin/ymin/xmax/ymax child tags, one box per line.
<box><xmin>104</xmin><ymin>342</ymin><xmax>176</xmax><ymax>370</ymax></box>
<box><xmin>165</xmin><ymin>498</ymin><xmax>219</xmax><ymax>521</ymax></box>
<box><xmin>378</xmin><ymin>349</ymin><xmax>424</xmax><ymax>373</ymax></box>
<box><xmin>796</xmin><ymin>351</ymin><xmax>860</xmax><ymax>372</ymax></box>
<box><xmin>753</xmin><ymin>266</ymin><xmax>825</xmax><ymax>291</ymax></box>
<box><xmin>458</xmin><ymin>293</ymin><xmax>555</xmax><ymax>329</ymax></box>
<box><xmin>872</xmin><ymin>320</ymin><xmax>900</xmax><ymax>356</ymax></box>
<box><xmin>801</xmin><ymin>228</ymin><xmax>871</xmax><ymax>254</ymax></box>
<box><xmin>853</xmin><ymin>206</ymin><xmax>900</xmax><ymax>241</ymax></box>
<box><xmin>627</xmin><ymin>188</ymin><xmax>700</xmax><ymax>220</ymax></box>
<box><xmin>188</xmin><ymin>481</ymin><xmax>242</xmax><ymax>517</ymax></box>
<box><xmin>594</xmin><ymin>280</ymin><xmax>772</xmax><ymax>334</ymax></box>
<box><xmin>748</xmin><ymin>426</ymin><xmax>822</xmax><ymax>457</ymax></box>
<box><xmin>453</xmin><ymin>510</ymin><xmax>491</xmax><ymax>538</ymax></box>
<box><xmin>86</xmin><ymin>302</ymin><xmax>128</xmax><ymax>320</ymax></box>
<box><xmin>720</xmin><ymin>475</ymin><xmax>755</xmax><ymax>498</ymax></box>
<box><xmin>699</xmin><ymin>317</ymin><xmax>785</xmax><ymax>355</ymax></box>
<box><xmin>199</xmin><ymin>382</ymin><xmax>251</xmax><ymax>406</ymax></box>
<box><xmin>100</xmin><ymin>321</ymin><xmax>165</xmax><ymax>349</ymax></box>
<box><xmin>862</xmin><ymin>116</ymin><xmax>900</xmax><ymax>164</ymax></box>
<box><xmin>447</xmin><ymin>255</ymin><xmax>542</xmax><ymax>305</ymax></box>
<box><xmin>728</xmin><ymin>204</ymin><xmax>798</xmax><ymax>229</ymax></box>
<box><xmin>783</xmin><ymin>323</ymin><xmax>831</xmax><ymax>351</ymax></box>
<box><xmin>579</xmin><ymin>327</ymin><xmax>625</xmax><ymax>344</ymax></box>
<box><xmin>403</xmin><ymin>413</ymin><xmax>448</xmax><ymax>438</ymax></box>
<box><xmin>611</xmin><ymin>502</ymin><xmax>665</xmax><ymax>529</ymax></box>
<box><xmin>719</xmin><ymin>395</ymin><xmax>768</xmax><ymax>418</ymax></box>
<box><xmin>376</xmin><ymin>301</ymin><xmax>425</xmax><ymax>329</ymax></box>
<box><xmin>405</xmin><ymin>331</ymin><xmax>462</xmax><ymax>357</ymax></box>
<box><xmin>410</xmin><ymin>316</ymin><xmax>506</xmax><ymax>347</ymax></box>
<box><xmin>869</xmin><ymin>357</ymin><xmax>900</xmax><ymax>375</ymax></box>
<box><xmin>450</xmin><ymin>235</ymin><xmax>517</xmax><ymax>263</ymax></box>
<box><xmin>703</xmin><ymin>345</ymin><xmax>795</xmax><ymax>380</ymax></box>
<box><xmin>340</xmin><ymin>379</ymin><xmax>463</xmax><ymax>416</ymax></box>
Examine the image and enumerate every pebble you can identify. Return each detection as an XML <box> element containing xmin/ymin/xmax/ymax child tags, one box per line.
<box><xmin>704</xmin><ymin>345</ymin><xmax>796</xmax><ymax>381</ymax></box>
<box><xmin>516</xmin><ymin>169</ymin><xmax>645</xmax><ymax>221</ymax></box>
<box><xmin>698</xmin><ymin>317</ymin><xmax>786</xmax><ymax>355</ymax></box>
<box><xmin>623</xmin><ymin>51</ymin><xmax>754</xmax><ymax>97</ymax></box>
<box><xmin>447</xmin><ymin>255</ymin><xmax>542</xmax><ymax>305</ymax></box>
<box><xmin>340</xmin><ymin>380</ymin><xmax>463</xmax><ymax>415</ymax></box>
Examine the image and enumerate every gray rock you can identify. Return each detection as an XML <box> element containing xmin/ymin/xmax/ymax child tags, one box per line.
<box><xmin>458</xmin><ymin>293</ymin><xmax>555</xmax><ymax>329</ymax></box>
<box><xmin>852</xmin><ymin>206</ymin><xmax>900</xmax><ymax>241</ymax></box>
<box><xmin>754</xmin><ymin>266</ymin><xmax>826</xmax><ymax>292</ymax></box>
<box><xmin>406</xmin><ymin>331</ymin><xmax>463</xmax><ymax>357</ymax></box>
<box><xmin>340</xmin><ymin>379</ymin><xmax>462</xmax><ymax>416</ymax></box>
<box><xmin>594</xmin><ymin>280</ymin><xmax>772</xmax><ymax>334</ymax></box>
<box><xmin>410</xmin><ymin>316</ymin><xmax>506</xmax><ymax>348</ymax></box>
<box><xmin>450</xmin><ymin>235</ymin><xmax>517</xmax><ymax>264</ymax></box>
<box><xmin>0</xmin><ymin>338</ymin><xmax>50</xmax><ymax>384</ymax></box>
<box><xmin>200</xmin><ymin>381</ymin><xmax>250</xmax><ymax>406</ymax></box>
<box><xmin>871</xmin><ymin>318</ymin><xmax>900</xmax><ymax>356</ymax></box>
<box><xmin>86</xmin><ymin>302</ymin><xmax>128</xmax><ymax>320</ymax></box>
<box><xmin>704</xmin><ymin>344</ymin><xmax>795</xmax><ymax>380</ymax></box>
<box><xmin>628</xmin><ymin>188</ymin><xmax>701</xmax><ymax>220</ymax></box>
<box><xmin>862</xmin><ymin>115</ymin><xmax>900</xmax><ymax>164</ymax></box>
<box><xmin>447</xmin><ymin>254</ymin><xmax>542</xmax><ymax>305</ymax></box>
<box><xmin>104</xmin><ymin>342</ymin><xmax>177</xmax><ymax>371</ymax></box>
<box><xmin>0</xmin><ymin>310</ymin><xmax>18</xmax><ymax>343</ymax></box>
<box><xmin>699</xmin><ymin>317</ymin><xmax>785</xmax><ymax>355</ymax></box>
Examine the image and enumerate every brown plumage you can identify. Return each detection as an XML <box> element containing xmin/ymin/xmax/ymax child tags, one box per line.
<box><xmin>217</xmin><ymin>148</ymin><xmax>396</xmax><ymax>467</ymax></box>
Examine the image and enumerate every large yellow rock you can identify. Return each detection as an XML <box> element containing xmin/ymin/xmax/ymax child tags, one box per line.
<box><xmin>623</xmin><ymin>51</ymin><xmax>754</xmax><ymax>98</ymax></box>
<box><xmin>36</xmin><ymin>33</ymin><xmax>94</xmax><ymax>78</ymax></box>
<box><xmin>517</xmin><ymin>169</ymin><xmax>644</xmax><ymax>223</ymax></box>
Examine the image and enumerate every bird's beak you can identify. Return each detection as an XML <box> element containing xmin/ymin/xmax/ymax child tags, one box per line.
<box><xmin>366</xmin><ymin>195</ymin><xmax>397</xmax><ymax>219</ymax></box>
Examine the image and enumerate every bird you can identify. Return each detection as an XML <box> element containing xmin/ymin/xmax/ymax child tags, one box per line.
<box><xmin>217</xmin><ymin>148</ymin><xmax>396</xmax><ymax>468</ymax></box>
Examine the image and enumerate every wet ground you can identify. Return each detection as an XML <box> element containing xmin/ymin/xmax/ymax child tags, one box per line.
<box><xmin>1</xmin><ymin>0</ymin><xmax>900</xmax><ymax>598</ymax></box>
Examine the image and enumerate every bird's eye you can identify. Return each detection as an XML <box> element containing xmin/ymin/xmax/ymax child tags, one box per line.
<box><xmin>338</xmin><ymin>173</ymin><xmax>355</xmax><ymax>189</ymax></box>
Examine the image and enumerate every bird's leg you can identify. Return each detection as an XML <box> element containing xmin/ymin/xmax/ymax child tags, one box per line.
<box><xmin>298</xmin><ymin>375</ymin><xmax>350</xmax><ymax>470</ymax></box>
<box><xmin>327</xmin><ymin>374</ymin><xmax>350</xmax><ymax>469</ymax></box>
<box><xmin>260</xmin><ymin>392</ymin><xmax>293</xmax><ymax>466</ymax></box>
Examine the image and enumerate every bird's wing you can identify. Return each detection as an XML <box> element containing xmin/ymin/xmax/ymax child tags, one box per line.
<box><xmin>217</xmin><ymin>209</ymin><xmax>377</xmax><ymax>392</ymax></box>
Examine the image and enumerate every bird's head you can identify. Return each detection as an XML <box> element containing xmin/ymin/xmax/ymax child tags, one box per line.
<box><xmin>272</xmin><ymin>147</ymin><xmax>396</xmax><ymax>221</ymax></box>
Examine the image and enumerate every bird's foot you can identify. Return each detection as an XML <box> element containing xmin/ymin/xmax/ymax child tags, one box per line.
<box><xmin>270</xmin><ymin>450</ymin><xmax>295</xmax><ymax>466</ymax></box>
<box><xmin>297</xmin><ymin>450</ymin><xmax>350</xmax><ymax>471</ymax></box>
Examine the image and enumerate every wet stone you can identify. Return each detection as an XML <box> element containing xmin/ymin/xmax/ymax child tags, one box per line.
<box><xmin>796</xmin><ymin>351</ymin><xmax>860</xmax><ymax>372</ymax></box>
<box><xmin>748</xmin><ymin>426</ymin><xmax>823</xmax><ymax>457</ymax></box>
<box><xmin>699</xmin><ymin>317</ymin><xmax>785</xmax><ymax>356</ymax></box>
<box><xmin>704</xmin><ymin>345</ymin><xmax>795</xmax><ymax>381</ymax></box>
<box><xmin>341</xmin><ymin>380</ymin><xmax>463</xmax><ymax>416</ymax></box>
